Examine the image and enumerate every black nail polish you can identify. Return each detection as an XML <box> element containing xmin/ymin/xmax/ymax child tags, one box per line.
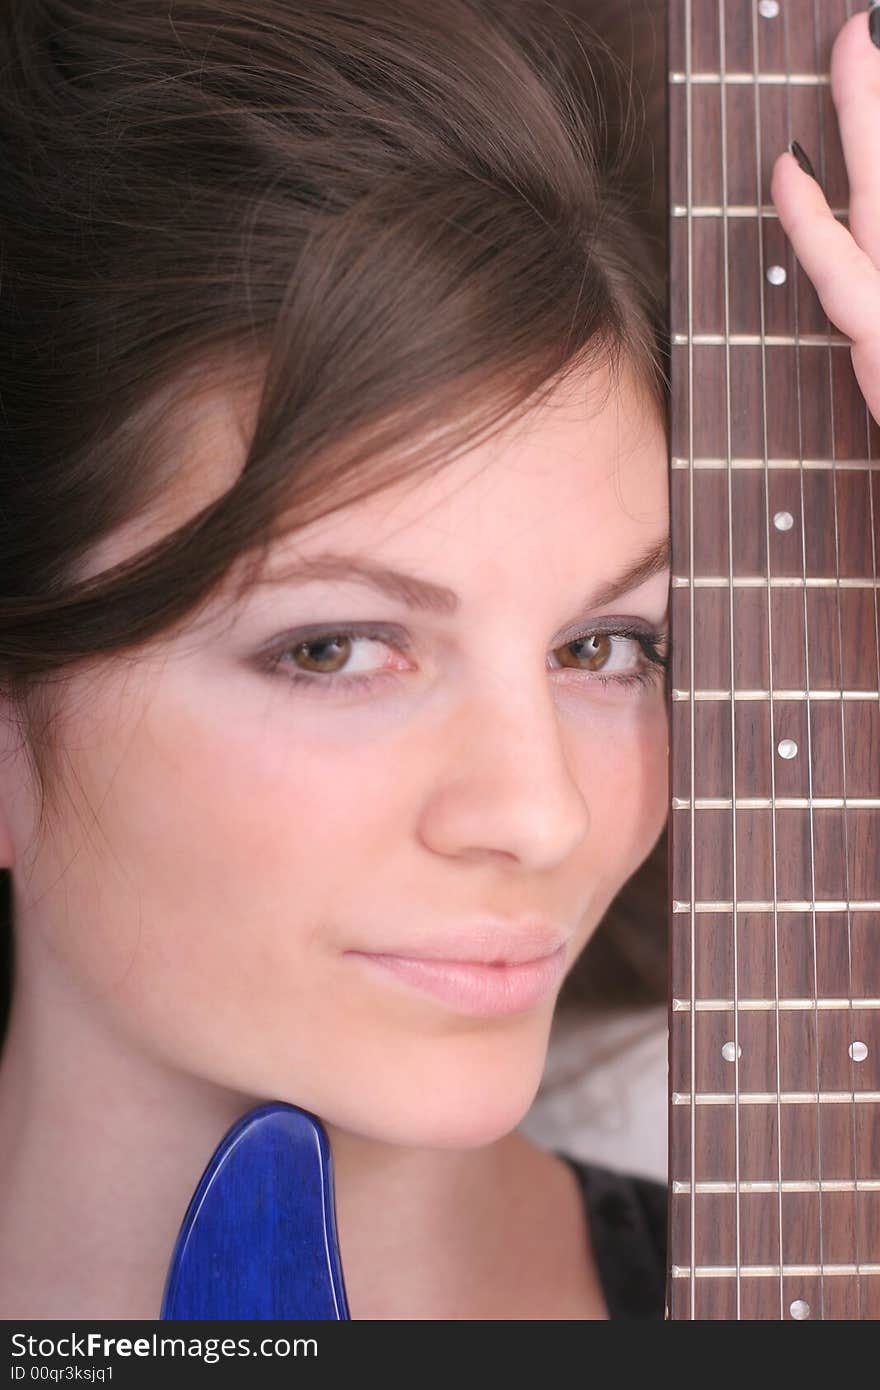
<box><xmin>870</xmin><ymin>3</ymin><xmax>880</xmax><ymax>51</ymax></box>
<box><xmin>789</xmin><ymin>140</ymin><xmax>817</xmax><ymax>181</ymax></box>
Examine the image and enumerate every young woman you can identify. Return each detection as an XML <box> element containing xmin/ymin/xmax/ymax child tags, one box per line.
<box><xmin>0</xmin><ymin>0</ymin><xmax>876</xmax><ymax>1321</ymax></box>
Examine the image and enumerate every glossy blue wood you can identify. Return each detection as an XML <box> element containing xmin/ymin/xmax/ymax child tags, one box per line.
<box><xmin>161</xmin><ymin>1101</ymin><xmax>350</xmax><ymax>1320</ymax></box>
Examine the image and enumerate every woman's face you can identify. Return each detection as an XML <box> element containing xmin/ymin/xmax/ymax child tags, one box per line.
<box><xmin>2</xmin><ymin>360</ymin><xmax>670</xmax><ymax>1149</ymax></box>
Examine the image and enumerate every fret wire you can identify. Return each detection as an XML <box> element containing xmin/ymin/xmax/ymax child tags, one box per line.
<box><xmin>674</xmin><ymin>332</ymin><xmax>850</xmax><ymax>345</ymax></box>
<box><xmin>669</xmin><ymin>72</ymin><xmax>831</xmax><ymax>84</ymax></box>
<box><xmin>751</xmin><ymin>2</ymin><xmax>783</xmax><ymax>1317</ymax></box>
<box><xmin>717</xmin><ymin>0</ymin><xmax>742</xmax><ymax>1312</ymax></box>
<box><xmin>672</xmin><ymin>457</ymin><xmax>880</xmax><ymax>468</ymax></box>
<box><xmin>673</xmin><ymin>1091</ymin><xmax>880</xmax><ymax>1104</ymax></box>
<box><xmin>672</xmin><ymin>998</ymin><xmax>880</xmax><ymax>1012</ymax></box>
<box><xmin>784</xmin><ymin>0</ymin><xmax>825</xmax><ymax>1311</ymax></box>
<box><xmin>672</xmin><ymin>797</ymin><xmax>880</xmax><ymax>808</ymax></box>
<box><xmin>685</xmin><ymin>0</ymin><xmax>697</xmax><ymax>1323</ymax></box>
<box><xmin>672</xmin><ymin>576</ymin><xmax>880</xmax><ymax>586</ymax></box>
<box><xmin>671</xmin><ymin>204</ymin><xmax>848</xmax><ymax>216</ymax></box>
<box><xmin>672</xmin><ymin>900</ymin><xmax>880</xmax><ymax>912</ymax></box>
<box><xmin>672</xmin><ymin>690</ymin><xmax>880</xmax><ymax>700</ymax></box>
<box><xmin>674</xmin><ymin>1180</ymin><xmax>880</xmax><ymax>1193</ymax></box>
<box><xmin>672</xmin><ymin>1264</ymin><xmax>880</xmax><ymax>1278</ymax></box>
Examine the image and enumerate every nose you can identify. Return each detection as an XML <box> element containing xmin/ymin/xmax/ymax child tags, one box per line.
<box><xmin>415</xmin><ymin>667</ymin><xmax>591</xmax><ymax>870</ymax></box>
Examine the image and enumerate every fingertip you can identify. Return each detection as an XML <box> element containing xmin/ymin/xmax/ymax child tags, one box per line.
<box><xmin>788</xmin><ymin>140</ymin><xmax>818</xmax><ymax>181</ymax></box>
<box><xmin>830</xmin><ymin>8</ymin><xmax>880</xmax><ymax>99</ymax></box>
<box><xmin>769</xmin><ymin>148</ymin><xmax>798</xmax><ymax>202</ymax></box>
<box><xmin>773</xmin><ymin>145</ymin><xmax>831</xmax><ymax>219</ymax></box>
<box><xmin>834</xmin><ymin>6</ymin><xmax>879</xmax><ymax>58</ymax></box>
<box><xmin>772</xmin><ymin>147</ymin><xmax>794</xmax><ymax>177</ymax></box>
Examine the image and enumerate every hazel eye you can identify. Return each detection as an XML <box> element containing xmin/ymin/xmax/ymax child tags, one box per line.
<box><xmin>290</xmin><ymin>633</ymin><xmax>355</xmax><ymax>675</ymax></box>
<box><xmin>261</xmin><ymin>624</ymin><xmax>405</xmax><ymax>694</ymax></box>
<box><xmin>560</xmin><ymin>632</ymin><xmax>615</xmax><ymax>671</ymax></box>
<box><xmin>258</xmin><ymin>621</ymin><xmax>669</xmax><ymax>701</ymax></box>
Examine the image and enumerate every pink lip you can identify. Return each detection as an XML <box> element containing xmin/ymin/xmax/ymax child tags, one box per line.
<box><xmin>347</xmin><ymin>943</ymin><xmax>568</xmax><ymax>1017</ymax></box>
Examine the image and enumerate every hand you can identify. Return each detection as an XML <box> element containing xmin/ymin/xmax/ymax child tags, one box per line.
<box><xmin>770</xmin><ymin>9</ymin><xmax>880</xmax><ymax>426</ymax></box>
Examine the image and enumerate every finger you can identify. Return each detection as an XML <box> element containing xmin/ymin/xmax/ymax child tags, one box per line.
<box><xmin>829</xmin><ymin>11</ymin><xmax>880</xmax><ymax>268</ymax></box>
<box><xmin>851</xmin><ymin>335</ymin><xmax>880</xmax><ymax>427</ymax></box>
<box><xmin>770</xmin><ymin>148</ymin><xmax>880</xmax><ymax>347</ymax></box>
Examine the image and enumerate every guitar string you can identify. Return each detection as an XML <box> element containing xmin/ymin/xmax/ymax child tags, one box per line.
<box><xmin>685</xmin><ymin>0</ymin><xmax>698</xmax><ymax>1323</ymax></box>
<box><xmin>861</xmin><ymin>0</ymin><xmax>878</xmax><ymax>1334</ymax></box>
<box><xmin>857</xmin><ymin>0</ymin><xmax>880</xmax><ymax>1326</ymax></box>
<box><xmin>833</xmin><ymin>0</ymin><xmax>862</xmax><ymax>1322</ymax></box>
<box><xmin>717</xmin><ymin>0</ymin><xmax>743</xmax><ymax>1318</ymax></box>
<box><xmin>781</xmin><ymin>0</ymin><xmax>826</xmax><ymax>1320</ymax></box>
<box><xmin>750</xmin><ymin>0</ymin><xmax>785</xmax><ymax>1321</ymax></box>
<box><xmin>811</xmin><ymin>0</ymin><xmax>856</xmax><ymax>1312</ymax></box>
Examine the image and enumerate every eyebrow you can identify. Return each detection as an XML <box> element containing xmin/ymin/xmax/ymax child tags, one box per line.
<box><xmin>257</xmin><ymin>534</ymin><xmax>671</xmax><ymax>616</ymax></box>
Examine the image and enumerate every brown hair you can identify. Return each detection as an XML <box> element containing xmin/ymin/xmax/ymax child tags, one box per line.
<box><xmin>0</xmin><ymin>0</ymin><xmax>668</xmax><ymax>1049</ymax></box>
<box><xmin>555</xmin><ymin>0</ymin><xmax>669</xmax><ymax>1017</ymax></box>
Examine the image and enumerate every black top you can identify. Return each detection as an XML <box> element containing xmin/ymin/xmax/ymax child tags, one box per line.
<box><xmin>554</xmin><ymin>1150</ymin><xmax>668</xmax><ymax>1320</ymax></box>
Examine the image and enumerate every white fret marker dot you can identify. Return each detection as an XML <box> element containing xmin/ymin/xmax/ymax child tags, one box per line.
<box><xmin>759</xmin><ymin>0</ymin><xmax>780</xmax><ymax>17</ymax></box>
<box><xmin>766</xmin><ymin>264</ymin><xmax>787</xmax><ymax>286</ymax></box>
<box><xmin>721</xmin><ymin>1041</ymin><xmax>741</xmax><ymax>1062</ymax></box>
<box><xmin>774</xmin><ymin>510</ymin><xmax>794</xmax><ymax>531</ymax></box>
<box><xmin>777</xmin><ymin>739</ymin><xmax>798</xmax><ymax>760</ymax></box>
<box><xmin>850</xmin><ymin>1041</ymin><xmax>868</xmax><ymax>1062</ymax></box>
<box><xmin>790</xmin><ymin>1299</ymin><xmax>811</xmax><ymax>1320</ymax></box>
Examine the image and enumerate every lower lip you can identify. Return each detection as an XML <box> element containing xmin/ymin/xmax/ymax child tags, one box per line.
<box><xmin>346</xmin><ymin>943</ymin><xmax>568</xmax><ymax>1017</ymax></box>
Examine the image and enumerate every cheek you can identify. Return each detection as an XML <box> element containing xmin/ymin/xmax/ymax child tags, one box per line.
<box><xmin>35</xmin><ymin>675</ymin><xmax>377</xmax><ymax>1065</ymax></box>
<box><xmin>38</xmin><ymin>666</ymin><xmax>668</xmax><ymax>1111</ymax></box>
<box><xmin>572</xmin><ymin>695</ymin><xmax>668</xmax><ymax>835</ymax></box>
<box><xmin>115</xmin><ymin>669</ymin><xmax>382</xmax><ymax>900</ymax></box>
<box><xmin>57</xmin><ymin>704</ymin><xmax>557</xmax><ymax>1141</ymax></box>
<box><xmin>566</xmin><ymin>696</ymin><xmax>668</xmax><ymax>904</ymax></box>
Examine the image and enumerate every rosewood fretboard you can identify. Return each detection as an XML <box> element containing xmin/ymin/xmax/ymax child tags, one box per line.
<box><xmin>667</xmin><ymin>0</ymin><xmax>880</xmax><ymax>1319</ymax></box>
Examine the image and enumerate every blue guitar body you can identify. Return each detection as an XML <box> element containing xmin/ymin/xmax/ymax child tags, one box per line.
<box><xmin>161</xmin><ymin>1101</ymin><xmax>351</xmax><ymax>1320</ymax></box>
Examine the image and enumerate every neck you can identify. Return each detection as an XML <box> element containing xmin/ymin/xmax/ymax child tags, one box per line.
<box><xmin>0</xmin><ymin>971</ymin><xmax>532</xmax><ymax>1320</ymax></box>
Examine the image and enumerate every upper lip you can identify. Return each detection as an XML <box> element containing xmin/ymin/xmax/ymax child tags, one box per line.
<box><xmin>349</xmin><ymin>920</ymin><xmax>573</xmax><ymax>966</ymax></box>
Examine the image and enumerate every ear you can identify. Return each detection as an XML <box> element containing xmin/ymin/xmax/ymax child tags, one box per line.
<box><xmin>0</xmin><ymin>697</ymin><xmax>24</xmax><ymax>870</ymax></box>
<box><xmin>0</xmin><ymin>821</ymin><xmax>15</xmax><ymax>871</ymax></box>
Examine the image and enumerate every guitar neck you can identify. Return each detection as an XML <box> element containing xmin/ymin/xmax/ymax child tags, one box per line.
<box><xmin>667</xmin><ymin>0</ymin><xmax>880</xmax><ymax>1320</ymax></box>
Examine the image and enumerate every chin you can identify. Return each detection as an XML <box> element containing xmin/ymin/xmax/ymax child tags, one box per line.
<box><xmin>402</xmin><ymin>1097</ymin><xmax>541</xmax><ymax>1150</ymax></box>
<box><xmin>335</xmin><ymin>1094</ymin><xmax>542</xmax><ymax>1151</ymax></box>
<box><xmin>318</xmin><ymin>1045</ymin><xmax>550</xmax><ymax>1151</ymax></box>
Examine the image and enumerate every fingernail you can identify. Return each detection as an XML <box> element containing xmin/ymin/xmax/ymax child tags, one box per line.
<box><xmin>788</xmin><ymin>139</ymin><xmax>817</xmax><ymax>181</ymax></box>
<box><xmin>871</xmin><ymin>2</ymin><xmax>880</xmax><ymax>50</ymax></box>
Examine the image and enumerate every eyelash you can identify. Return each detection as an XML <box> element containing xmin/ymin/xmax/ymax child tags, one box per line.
<box><xmin>260</xmin><ymin>623</ymin><xmax>670</xmax><ymax>700</ymax></box>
